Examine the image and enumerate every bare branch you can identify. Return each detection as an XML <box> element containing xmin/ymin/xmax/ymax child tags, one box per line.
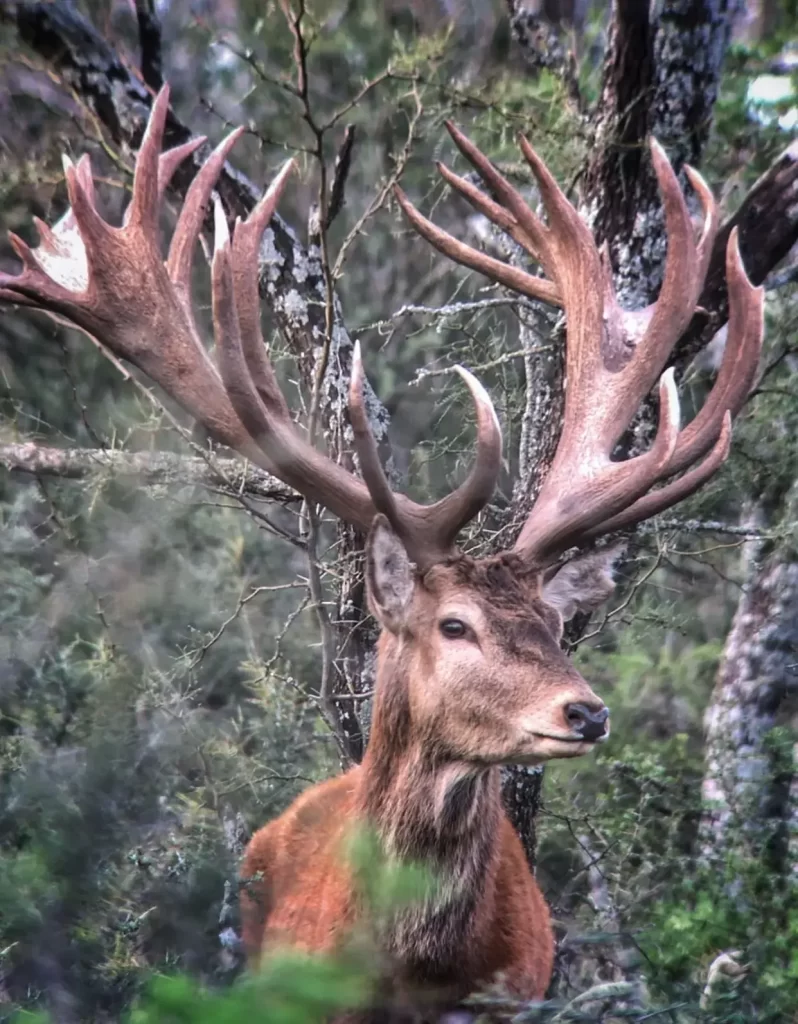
<box><xmin>134</xmin><ymin>0</ymin><xmax>163</xmax><ymax>91</ymax></box>
<box><xmin>677</xmin><ymin>139</ymin><xmax>798</xmax><ymax>367</ymax></box>
<box><xmin>325</xmin><ymin>124</ymin><xmax>355</xmax><ymax>230</ymax></box>
<box><xmin>0</xmin><ymin>442</ymin><xmax>298</xmax><ymax>502</ymax></box>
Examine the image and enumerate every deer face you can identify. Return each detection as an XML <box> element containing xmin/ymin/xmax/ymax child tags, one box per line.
<box><xmin>367</xmin><ymin>518</ymin><xmax>610</xmax><ymax>765</ymax></box>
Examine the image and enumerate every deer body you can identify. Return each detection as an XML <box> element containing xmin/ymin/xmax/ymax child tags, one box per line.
<box><xmin>242</xmin><ymin>562</ymin><xmax>569</xmax><ymax>1002</ymax></box>
<box><xmin>242</xmin><ymin>555</ymin><xmax>589</xmax><ymax>1001</ymax></box>
<box><xmin>242</xmin><ymin>769</ymin><xmax>553</xmax><ymax>1000</ymax></box>
<box><xmin>0</xmin><ymin>87</ymin><xmax>764</xmax><ymax>1015</ymax></box>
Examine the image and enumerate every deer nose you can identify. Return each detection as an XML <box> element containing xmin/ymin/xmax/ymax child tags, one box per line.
<box><xmin>564</xmin><ymin>702</ymin><xmax>609</xmax><ymax>742</ymax></box>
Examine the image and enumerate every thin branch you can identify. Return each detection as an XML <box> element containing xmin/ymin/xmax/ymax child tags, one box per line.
<box><xmin>332</xmin><ymin>85</ymin><xmax>424</xmax><ymax>280</ymax></box>
<box><xmin>353</xmin><ymin>295</ymin><xmax>539</xmax><ymax>335</ymax></box>
<box><xmin>134</xmin><ymin>0</ymin><xmax>162</xmax><ymax>91</ymax></box>
<box><xmin>412</xmin><ymin>344</ymin><xmax>551</xmax><ymax>383</ymax></box>
<box><xmin>323</xmin><ymin>67</ymin><xmax>398</xmax><ymax>131</ymax></box>
<box><xmin>190</xmin><ymin>582</ymin><xmax>307</xmax><ymax>669</ymax></box>
<box><xmin>0</xmin><ymin>442</ymin><xmax>298</xmax><ymax>502</ymax></box>
<box><xmin>642</xmin><ymin>517</ymin><xmax>781</xmax><ymax>539</ymax></box>
<box><xmin>301</xmin><ymin>503</ymin><xmax>359</xmax><ymax>763</ymax></box>
<box><xmin>325</xmin><ymin>124</ymin><xmax>355</xmax><ymax>230</ymax></box>
<box><xmin>216</xmin><ymin>37</ymin><xmax>300</xmax><ymax>99</ymax></box>
<box><xmin>576</xmin><ymin>547</ymin><xmax>665</xmax><ymax>646</ymax></box>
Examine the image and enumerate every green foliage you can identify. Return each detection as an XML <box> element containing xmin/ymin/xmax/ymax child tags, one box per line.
<box><xmin>345</xmin><ymin>825</ymin><xmax>439</xmax><ymax>923</ymax></box>
<box><xmin>644</xmin><ymin>860</ymin><xmax>798</xmax><ymax>1021</ymax></box>
<box><xmin>126</xmin><ymin>954</ymin><xmax>372</xmax><ymax>1024</ymax></box>
<box><xmin>0</xmin><ymin>1</ymin><xmax>797</xmax><ymax>1021</ymax></box>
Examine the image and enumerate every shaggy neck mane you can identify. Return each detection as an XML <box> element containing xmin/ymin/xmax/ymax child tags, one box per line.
<box><xmin>355</xmin><ymin>614</ymin><xmax>505</xmax><ymax>984</ymax></box>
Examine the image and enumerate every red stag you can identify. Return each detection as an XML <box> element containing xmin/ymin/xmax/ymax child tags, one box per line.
<box><xmin>0</xmin><ymin>88</ymin><xmax>763</xmax><ymax>1010</ymax></box>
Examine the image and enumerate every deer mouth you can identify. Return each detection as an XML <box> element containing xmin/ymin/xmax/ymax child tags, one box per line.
<box><xmin>512</xmin><ymin>732</ymin><xmax>604</xmax><ymax>763</ymax></box>
<box><xmin>535</xmin><ymin>731</ymin><xmax>607</xmax><ymax>745</ymax></box>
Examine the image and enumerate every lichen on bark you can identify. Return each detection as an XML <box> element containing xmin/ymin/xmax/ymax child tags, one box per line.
<box><xmin>700</xmin><ymin>492</ymin><xmax>798</xmax><ymax>874</ymax></box>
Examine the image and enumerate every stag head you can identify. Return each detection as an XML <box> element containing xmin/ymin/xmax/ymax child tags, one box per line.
<box><xmin>0</xmin><ymin>88</ymin><xmax>764</xmax><ymax>766</ymax></box>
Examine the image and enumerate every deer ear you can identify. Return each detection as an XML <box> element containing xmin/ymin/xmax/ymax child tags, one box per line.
<box><xmin>366</xmin><ymin>515</ymin><xmax>414</xmax><ymax>633</ymax></box>
<box><xmin>541</xmin><ymin>545</ymin><xmax>624</xmax><ymax>625</ymax></box>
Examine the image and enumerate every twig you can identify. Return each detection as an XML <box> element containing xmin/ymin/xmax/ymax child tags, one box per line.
<box><xmin>323</xmin><ymin>67</ymin><xmax>399</xmax><ymax>131</ymax></box>
<box><xmin>216</xmin><ymin>37</ymin><xmax>300</xmax><ymax>99</ymax></box>
<box><xmin>325</xmin><ymin>124</ymin><xmax>355</xmax><ymax>229</ymax></box>
<box><xmin>190</xmin><ymin>582</ymin><xmax>307</xmax><ymax>669</ymax></box>
<box><xmin>332</xmin><ymin>84</ymin><xmax>424</xmax><ymax>279</ymax></box>
<box><xmin>352</xmin><ymin>296</ymin><xmax>539</xmax><ymax>335</ymax></box>
<box><xmin>642</xmin><ymin>517</ymin><xmax>780</xmax><ymax>539</ymax></box>
<box><xmin>134</xmin><ymin>0</ymin><xmax>163</xmax><ymax>91</ymax></box>
<box><xmin>412</xmin><ymin>344</ymin><xmax>551</xmax><ymax>382</ymax></box>
<box><xmin>576</xmin><ymin>547</ymin><xmax>665</xmax><ymax>645</ymax></box>
<box><xmin>0</xmin><ymin>442</ymin><xmax>298</xmax><ymax>502</ymax></box>
<box><xmin>301</xmin><ymin>503</ymin><xmax>359</xmax><ymax>763</ymax></box>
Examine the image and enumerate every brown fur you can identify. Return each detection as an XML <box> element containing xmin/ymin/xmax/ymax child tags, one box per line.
<box><xmin>242</xmin><ymin>552</ymin><xmax>607</xmax><ymax>1015</ymax></box>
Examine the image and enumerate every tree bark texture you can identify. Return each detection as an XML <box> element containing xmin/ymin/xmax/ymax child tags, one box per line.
<box><xmin>585</xmin><ymin>0</ymin><xmax>744</xmax><ymax>306</ymax></box>
<box><xmin>700</xmin><ymin>495</ymin><xmax>798</xmax><ymax>876</ymax></box>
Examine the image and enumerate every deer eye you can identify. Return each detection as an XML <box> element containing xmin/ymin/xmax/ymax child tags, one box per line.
<box><xmin>439</xmin><ymin>618</ymin><xmax>468</xmax><ymax>639</ymax></box>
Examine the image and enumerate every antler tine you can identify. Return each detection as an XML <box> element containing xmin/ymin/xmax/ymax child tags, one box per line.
<box><xmin>216</xmin><ymin>196</ymin><xmax>502</xmax><ymax>563</ymax></box>
<box><xmin>125</xmin><ymin>85</ymin><xmax>171</xmax><ymax>236</ymax></box>
<box><xmin>213</xmin><ymin>184</ymin><xmax>379</xmax><ymax>532</ymax></box>
<box><xmin>167</xmin><ymin>125</ymin><xmax>245</xmax><ymax>303</ymax></box>
<box><xmin>584</xmin><ymin>414</ymin><xmax>733</xmax><ymax>539</ymax></box>
<box><xmin>511</xmin><ymin>137</ymin><xmax>757</xmax><ymax>564</ymax></box>
<box><xmin>647</xmin><ymin>229</ymin><xmax>763</xmax><ymax>478</ymax></box>
<box><xmin>157</xmin><ymin>137</ymin><xmax>206</xmax><ymax>201</ymax></box>
<box><xmin>229</xmin><ymin>159</ymin><xmax>295</xmax><ymax>421</ymax></box>
<box><xmin>348</xmin><ymin>343</ymin><xmax>503</xmax><ymax>568</ymax></box>
<box><xmin>612</xmin><ymin>142</ymin><xmax>720</xmax><ymax>419</ymax></box>
<box><xmin>396</xmin><ymin>125</ymin><xmax>762</xmax><ymax>566</ymax></box>
<box><xmin>348</xmin><ymin>343</ymin><xmax>403</xmax><ymax>531</ymax></box>
<box><xmin>393</xmin><ymin>186</ymin><xmax>561</xmax><ymax>307</ymax></box>
<box><xmin>213</xmin><ymin>181</ymin><xmax>376</xmax><ymax>528</ymax></box>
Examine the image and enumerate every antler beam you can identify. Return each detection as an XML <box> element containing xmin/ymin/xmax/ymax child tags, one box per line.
<box><xmin>0</xmin><ymin>87</ymin><xmax>502</xmax><ymax>570</ymax></box>
<box><xmin>395</xmin><ymin>124</ymin><xmax>764</xmax><ymax>565</ymax></box>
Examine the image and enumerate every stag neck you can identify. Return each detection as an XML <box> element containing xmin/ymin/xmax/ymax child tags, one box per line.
<box><xmin>358</xmin><ymin>633</ymin><xmax>501</xmax><ymax>872</ymax></box>
<box><xmin>356</xmin><ymin>656</ymin><xmax>502</xmax><ymax>983</ymax></box>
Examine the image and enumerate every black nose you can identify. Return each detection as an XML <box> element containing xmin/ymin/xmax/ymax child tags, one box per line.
<box><xmin>565</xmin><ymin>703</ymin><xmax>609</xmax><ymax>742</ymax></box>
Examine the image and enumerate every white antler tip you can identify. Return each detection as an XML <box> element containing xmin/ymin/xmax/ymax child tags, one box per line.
<box><xmin>350</xmin><ymin>341</ymin><xmax>368</xmax><ymax>406</ymax></box>
<box><xmin>726</xmin><ymin>231</ymin><xmax>763</xmax><ymax>302</ymax></box>
<box><xmin>659</xmin><ymin>366</ymin><xmax>681</xmax><ymax>432</ymax></box>
<box><xmin>454</xmin><ymin>365</ymin><xmax>501</xmax><ymax>432</ymax></box>
<box><xmin>213</xmin><ymin>195</ymin><xmax>230</xmax><ymax>253</ymax></box>
<box><xmin>649</xmin><ymin>137</ymin><xmax>667</xmax><ymax>161</ymax></box>
<box><xmin>351</xmin><ymin>340</ymin><xmax>365</xmax><ymax>382</ymax></box>
<box><xmin>278</xmin><ymin>156</ymin><xmax>296</xmax><ymax>177</ymax></box>
<box><xmin>267</xmin><ymin>158</ymin><xmax>296</xmax><ymax>197</ymax></box>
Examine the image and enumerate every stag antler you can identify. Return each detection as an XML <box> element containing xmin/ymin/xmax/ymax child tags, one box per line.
<box><xmin>0</xmin><ymin>87</ymin><xmax>501</xmax><ymax>569</ymax></box>
<box><xmin>395</xmin><ymin>124</ymin><xmax>764</xmax><ymax>565</ymax></box>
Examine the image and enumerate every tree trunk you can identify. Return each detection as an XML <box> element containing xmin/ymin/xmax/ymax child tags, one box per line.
<box><xmin>700</xmin><ymin>488</ymin><xmax>798</xmax><ymax>876</ymax></box>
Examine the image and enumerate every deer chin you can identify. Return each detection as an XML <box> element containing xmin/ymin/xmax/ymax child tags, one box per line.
<box><xmin>514</xmin><ymin>733</ymin><xmax>602</xmax><ymax>763</ymax></box>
